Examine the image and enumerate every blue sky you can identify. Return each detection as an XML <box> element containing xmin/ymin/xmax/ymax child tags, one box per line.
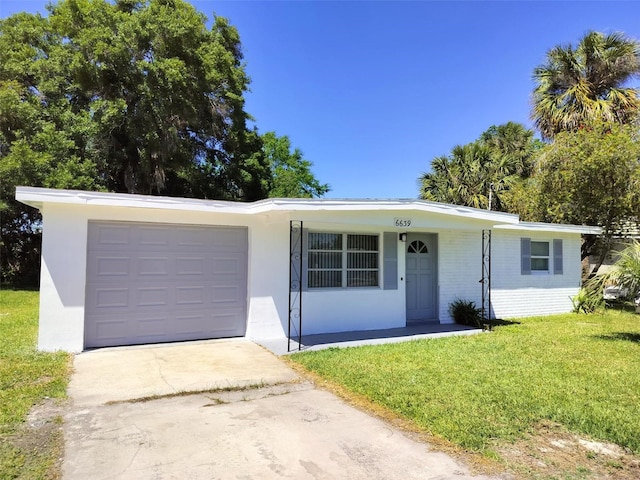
<box><xmin>1</xmin><ymin>1</ymin><xmax>639</xmax><ymax>199</ymax></box>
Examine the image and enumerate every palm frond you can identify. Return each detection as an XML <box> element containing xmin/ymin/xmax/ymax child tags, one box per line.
<box><xmin>531</xmin><ymin>31</ymin><xmax>640</xmax><ymax>139</ymax></box>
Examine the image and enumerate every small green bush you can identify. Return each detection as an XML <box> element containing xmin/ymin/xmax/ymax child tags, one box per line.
<box><xmin>448</xmin><ymin>298</ymin><xmax>482</xmax><ymax>328</ymax></box>
<box><xmin>571</xmin><ymin>287</ymin><xmax>604</xmax><ymax>314</ymax></box>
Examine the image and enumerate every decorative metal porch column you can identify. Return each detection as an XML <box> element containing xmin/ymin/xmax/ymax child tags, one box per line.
<box><xmin>288</xmin><ymin>221</ymin><xmax>303</xmax><ymax>352</ymax></box>
<box><xmin>481</xmin><ymin>229</ymin><xmax>492</xmax><ymax>322</ymax></box>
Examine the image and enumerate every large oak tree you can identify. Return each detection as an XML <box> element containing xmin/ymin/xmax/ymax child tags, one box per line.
<box><xmin>0</xmin><ymin>0</ymin><xmax>327</xmax><ymax>285</ymax></box>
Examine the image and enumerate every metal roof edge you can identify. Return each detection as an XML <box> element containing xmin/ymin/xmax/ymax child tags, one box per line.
<box><xmin>493</xmin><ymin>222</ymin><xmax>602</xmax><ymax>235</ymax></box>
<box><xmin>15</xmin><ymin>187</ymin><xmax>521</xmax><ymax>223</ymax></box>
<box><xmin>19</xmin><ymin>187</ymin><xmax>600</xmax><ymax>233</ymax></box>
<box><xmin>15</xmin><ymin>186</ymin><xmax>255</xmax><ymax>213</ymax></box>
<box><xmin>258</xmin><ymin>197</ymin><xmax>521</xmax><ymax>223</ymax></box>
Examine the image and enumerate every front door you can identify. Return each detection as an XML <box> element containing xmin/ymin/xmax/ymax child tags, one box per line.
<box><xmin>405</xmin><ymin>233</ymin><xmax>437</xmax><ymax>323</ymax></box>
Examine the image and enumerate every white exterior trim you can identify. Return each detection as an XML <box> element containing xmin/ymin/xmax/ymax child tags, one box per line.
<box><xmin>494</xmin><ymin>222</ymin><xmax>601</xmax><ymax>235</ymax></box>
<box><xmin>17</xmin><ymin>187</ymin><xmax>520</xmax><ymax>224</ymax></box>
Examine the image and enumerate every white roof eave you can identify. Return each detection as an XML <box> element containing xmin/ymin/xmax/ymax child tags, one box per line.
<box><xmin>15</xmin><ymin>186</ymin><xmax>255</xmax><ymax>214</ymax></box>
<box><xmin>17</xmin><ymin>187</ymin><xmax>601</xmax><ymax>234</ymax></box>
<box><xmin>15</xmin><ymin>187</ymin><xmax>522</xmax><ymax>224</ymax></box>
<box><xmin>256</xmin><ymin>198</ymin><xmax>521</xmax><ymax>223</ymax></box>
<box><xmin>493</xmin><ymin>222</ymin><xmax>602</xmax><ymax>235</ymax></box>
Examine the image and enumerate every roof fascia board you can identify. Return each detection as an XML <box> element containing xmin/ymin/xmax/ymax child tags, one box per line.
<box><xmin>16</xmin><ymin>187</ymin><xmax>521</xmax><ymax>224</ymax></box>
<box><xmin>254</xmin><ymin>198</ymin><xmax>520</xmax><ymax>223</ymax></box>
<box><xmin>493</xmin><ymin>222</ymin><xmax>602</xmax><ymax>235</ymax></box>
<box><xmin>15</xmin><ymin>186</ymin><xmax>254</xmax><ymax>214</ymax></box>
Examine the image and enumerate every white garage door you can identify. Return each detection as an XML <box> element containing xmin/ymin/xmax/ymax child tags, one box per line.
<box><xmin>84</xmin><ymin>221</ymin><xmax>248</xmax><ymax>348</ymax></box>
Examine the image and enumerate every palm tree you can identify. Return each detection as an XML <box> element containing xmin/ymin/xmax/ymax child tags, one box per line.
<box><xmin>419</xmin><ymin>123</ymin><xmax>538</xmax><ymax>212</ymax></box>
<box><xmin>532</xmin><ymin>31</ymin><xmax>640</xmax><ymax>140</ymax></box>
<box><xmin>479</xmin><ymin>122</ymin><xmax>541</xmax><ymax>177</ymax></box>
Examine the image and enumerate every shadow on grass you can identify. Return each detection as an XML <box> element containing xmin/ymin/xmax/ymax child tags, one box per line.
<box><xmin>604</xmin><ymin>300</ymin><xmax>638</xmax><ymax>313</ymax></box>
<box><xmin>596</xmin><ymin>332</ymin><xmax>640</xmax><ymax>344</ymax></box>
<box><xmin>0</xmin><ymin>284</ymin><xmax>39</xmax><ymax>292</ymax></box>
<box><xmin>485</xmin><ymin>319</ymin><xmax>521</xmax><ymax>328</ymax></box>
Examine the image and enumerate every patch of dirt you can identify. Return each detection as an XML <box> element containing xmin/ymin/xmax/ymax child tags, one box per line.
<box><xmin>3</xmin><ymin>397</ymin><xmax>69</xmax><ymax>479</ymax></box>
<box><xmin>496</xmin><ymin>420</ymin><xmax>640</xmax><ymax>479</ymax></box>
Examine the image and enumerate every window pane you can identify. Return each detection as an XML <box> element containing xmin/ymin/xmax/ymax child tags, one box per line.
<box><xmin>307</xmin><ymin>232</ymin><xmax>379</xmax><ymax>288</ymax></box>
<box><xmin>347</xmin><ymin>271</ymin><xmax>378</xmax><ymax>287</ymax></box>
<box><xmin>309</xmin><ymin>252</ymin><xmax>342</xmax><ymax>269</ymax></box>
<box><xmin>347</xmin><ymin>252</ymin><xmax>378</xmax><ymax>269</ymax></box>
<box><xmin>531</xmin><ymin>241</ymin><xmax>549</xmax><ymax>256</ymax></box>
<box><xmin>531</xmin><ymin>258</ymin><xmax>549</xmax><ymax>271</ymax></box>
<box><xmin>308</xmin><ymin>233</ymin><xmax>342</xmax><ymax>250</ymax></box>
<box><xmin>308</xmin><ymin>270</ymin><xmax>341</xmax><ymax>288</ymax></box>
<box><xmin>408</xmin><ymin>240</ymin><xmax>428</xmax><ymax>254</ymax></box>
<box><xmin>347</xmin><ymin>234</ymin><xmax>378</xmax><ymax>251</ymax></box>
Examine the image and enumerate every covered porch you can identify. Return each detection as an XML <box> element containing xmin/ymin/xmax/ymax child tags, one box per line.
<box><xmin>260</xmin><ymin>323</ymin><xmax>483</xmax><ymax>355</ymax></box>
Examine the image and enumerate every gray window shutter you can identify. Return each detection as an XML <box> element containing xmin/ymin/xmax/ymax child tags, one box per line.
<box><xmin>553</xmin><ymin>239</ymin><xmax>563</xmax><ymax>275</ymax></box>
<box><xmin>521</xmin><ymin>237</ymin><xmax>531</xmax><ymax>275</ymax></box>
<box><xmin>383</xmin><ymin>232</ymin><xmax>398</xmax><ymax>290</ymax></box>
<box><xmin>301</xmin><ymin>228</ymin><xmax>308</xmax><ymax>291</ymax></box>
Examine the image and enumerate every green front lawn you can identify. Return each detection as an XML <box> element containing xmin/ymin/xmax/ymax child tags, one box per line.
<box><xmin>0</xmin><ymin>290</ymin><xmax>71</xmax><ymax>479</ymax></box>
<box><xmin>291</xmin><ymin>312</ymin><xmax>640</xmax><ymax>460</ymax></box>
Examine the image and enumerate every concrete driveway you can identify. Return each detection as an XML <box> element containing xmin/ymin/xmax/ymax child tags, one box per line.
<box><xmin>64</xmin><ymin>339</ymin><xmax>504</xmax><ymax>480</ymax></box>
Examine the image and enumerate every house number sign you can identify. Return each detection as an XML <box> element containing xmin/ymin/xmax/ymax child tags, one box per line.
<box><xmin>394</xmin><ymin>218</ymin><xmax>412</xmax><ymax>228</ymax></box>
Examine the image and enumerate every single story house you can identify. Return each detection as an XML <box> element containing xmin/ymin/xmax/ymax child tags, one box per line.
<box><xmin>16</xmin><ymin>186</ymin><xmax>600</xmax><ymax>353</ymax></box>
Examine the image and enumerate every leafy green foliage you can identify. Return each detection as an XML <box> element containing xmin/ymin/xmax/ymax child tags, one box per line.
<box><xmin>1</xmin><ymin>0</ymin><xmax>264</xmax><ymax>198</ymax></box>
<box><xmin>291</xmin><ymin>311</ymin><xmax>640</xmax><ymax>456</ymax></box>
<box><xmin>571</xmin><ymin>287</ymin><xmax>604</xmax><ymax>314</ymax></box>
<box><xmin>262</xmin><ymin>132</ymin><xmax>330</xmax><ymax>198</ymax></box>
<box><xmin>0</xmin><ymin>0</ymin><xmax>327</xmax><ymax>285</ymax></box>
<box><xmin>608</xmin><ymin>241</ymin><xmax>640</xmax><ymax>300</ymax></box>
<box><xmin>532</xmin><ymin>122</ymin><xmax>640</xmax><ymax>263</ymax></box>
<box><xmin>419</xmin><ymin>122</ymin><xmax>541</xmax><ymax>212</ymax></box>
<box><xmin>532</xmin><ymin>31</ymin><xmax>640</xmax><ymax>140</ymax></box>
<box><xmin>581</xmin><ymin>241</ymin><xmax>640</xmax><ymax>309</ymax></box>
<box><xmin>448</xmin><ymin>298</ymin><xmax>482</xmax><ymax>327</ymax></box>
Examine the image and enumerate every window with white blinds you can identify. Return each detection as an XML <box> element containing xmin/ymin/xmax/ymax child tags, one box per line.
<box><xmin>308</xmin><ymin>232</ymin><xmax>379</xmax><ymax>288</ymax></box>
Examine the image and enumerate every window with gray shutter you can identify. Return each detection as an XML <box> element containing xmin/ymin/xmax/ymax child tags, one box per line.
<box><xmin>383</xmin><ymin>232</ymin><xmax>398</xmax><ymax>290</ymax></box>
<box><xmin>521</xmin><ymin>237</ymin><xmax>531</xmax><ymax>275</ymax></box>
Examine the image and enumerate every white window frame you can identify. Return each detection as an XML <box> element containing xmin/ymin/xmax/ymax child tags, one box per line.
<box><xmin>307</xmin><ymin>232</ymin><xmax>380</xmax><ymax>289</ymax></box>
<box><xmin>530</xmin><ymin>240</ymin><xmax>550</xmax><ymax>274</ymax></box>
<box><xmin>522</xmin><ymin>237</ymin><xmax>563</xmax><ymax>276</ymax></box>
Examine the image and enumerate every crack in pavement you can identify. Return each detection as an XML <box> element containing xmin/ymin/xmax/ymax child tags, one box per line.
<box><xmin>151</xmin><ymin>350</ymin><xmax>175</xmax><ymax>392</ymax></box>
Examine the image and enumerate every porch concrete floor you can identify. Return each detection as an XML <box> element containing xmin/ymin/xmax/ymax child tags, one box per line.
<box><xmin>260</xmin><ymin>323</ymin><xmax>482</xmax><ymax>355</ymax></box>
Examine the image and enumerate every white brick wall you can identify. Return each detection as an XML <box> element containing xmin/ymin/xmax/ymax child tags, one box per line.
<box><xmin>490</xmin><ymin>230</ymin><xmax>582</xmax><ymax>318</ymax></box>
<box><xmin>438</xmin><ymin>230</ymin><xmax>483</xmax><ymax>322</ymax></box>
<box><xmin>436</xmin><ymin>229</ymin><xmax>582</xmax><ymax>322</ymax></box>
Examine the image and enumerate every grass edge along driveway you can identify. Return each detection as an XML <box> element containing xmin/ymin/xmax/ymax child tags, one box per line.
<box><xmin>290</xmin><ymin>311</ymin><xmax>640</xmax><ymax>465</ymax></box>
<box><xmin>0</xmin><ymin>290</ymin><xmax>71</xmax><ymax>480</ymax></box>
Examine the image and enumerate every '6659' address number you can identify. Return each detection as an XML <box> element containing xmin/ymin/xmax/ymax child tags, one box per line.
<box><xmin>394</xmin><ymin>218</ymin><xmax>412</xmax><ymax>228</ymax></box>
